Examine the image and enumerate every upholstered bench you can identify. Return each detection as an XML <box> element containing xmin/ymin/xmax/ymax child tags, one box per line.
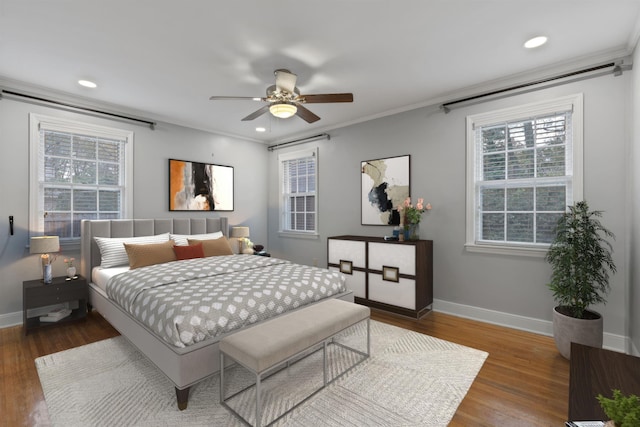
<box><xmin>219</xmin><ymin>298</ymin><xmax>370</xmax><ymax>427</ymax></box>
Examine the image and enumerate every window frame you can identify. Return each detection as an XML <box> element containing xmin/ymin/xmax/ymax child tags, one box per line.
<box><xmin>465</xmin><ymin>94</ymin><xmax>583</xmax><ymax>256</ymax></box>
<box><xmin>278</xmin><ymin>147</ymin><xmax>319</xmax><ymax>238</ymax></box>
<box><xmin>29</xmin><ymin>113</ymin><xmax>134</xmax><ymax>247</ymax></box>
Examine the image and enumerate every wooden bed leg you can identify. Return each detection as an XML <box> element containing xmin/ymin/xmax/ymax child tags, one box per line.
<box><xmin>175</xmin><ymin>387</ymin><xmax>190</xmax><ymax>410</ymax></box>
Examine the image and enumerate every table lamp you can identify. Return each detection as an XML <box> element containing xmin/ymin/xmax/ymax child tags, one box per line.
<box><xmin>230</xmin><ymin>226</ymin><xmax>251</xmax><ymax>254</ymax></box>
<box><xmin>30</xmin><ymin>236</ymin><xmax>59</xmax><ymax>283</ymax></box>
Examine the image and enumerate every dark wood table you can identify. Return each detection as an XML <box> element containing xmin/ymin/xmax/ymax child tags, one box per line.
<box><xmin>569</xmin><ymin>342</ymin><xmax>640</xmax><ymax>421</ymax></box>
<box><xmin>23</xmin><ymin>275</ymin><xmax>88</xmax><ymax>335</ymax></box>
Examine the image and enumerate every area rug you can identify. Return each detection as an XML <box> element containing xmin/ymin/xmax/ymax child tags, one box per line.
<box><xmin>36</xmin><ymin>320</ymin><xmax>488</xmax><ymax>426</ymax></box>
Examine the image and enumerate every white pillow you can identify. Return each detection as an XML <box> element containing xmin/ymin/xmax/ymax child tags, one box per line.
<box><xmin>94</xmin><ymin>233</ymin><xmax>170</xmax><ymax>268</ymax></box>
<box><xmin>170</xmin><ymin>231</ymin><xmax>223</xmax><ymax>246</ymax></box>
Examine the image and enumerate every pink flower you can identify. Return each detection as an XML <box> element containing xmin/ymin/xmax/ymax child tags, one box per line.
<box><xmin>396</xmin><ymin>196</ymin><xmax>432</xmax><ymax>226</ymax></box>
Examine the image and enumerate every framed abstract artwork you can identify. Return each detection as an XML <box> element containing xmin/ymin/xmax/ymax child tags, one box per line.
<box><xmin>169</xmin><ymin>158</ymin><xmax>234</xmax><ymax>211</ymax></box>
<box><xmin>361</xmin><ymin>155</ymin><xmax>410</xmax><ymax>225</ymax></box>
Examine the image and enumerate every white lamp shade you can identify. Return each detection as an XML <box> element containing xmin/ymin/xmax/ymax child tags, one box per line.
<box><xmin>269</xmin><ymin>103</ymin><xmax>297</xmax><ymax>119</ymax></box>
<box><xmin>230</xmin><ymin>226</ymin><xmax>250</xmax><ymax>238</ymax></box>
<box><xmin>30</xmin><ymin>236</ymin><xmax>60</xmax><ymax>254</ymax></box>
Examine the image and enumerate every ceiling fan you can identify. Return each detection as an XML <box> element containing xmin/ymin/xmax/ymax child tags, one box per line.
<box><xmin>209</xmin><ymin>69</ymin><xmax>353</xmax><ymax>123</ymax></box>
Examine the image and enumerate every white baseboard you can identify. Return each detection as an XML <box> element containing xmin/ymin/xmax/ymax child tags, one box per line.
<box><xmin>433</xmin><ymin>299</ymin><xmax>626</xmax><ymax>353</ymax></box>
<box><xmin>0</xmin><ymin>310</ymin><xmax>24</xmax><ymax>329</ymax></box>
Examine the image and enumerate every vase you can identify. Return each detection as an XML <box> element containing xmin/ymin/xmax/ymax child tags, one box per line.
<box><xmin>43</xmin><ymin>264</ymin><xmax>53</xmax><ymax>283</ymax></box>
<box><xmin>66</xmin><ymin>266</ymin><xmax>76</xmax><ymax>278</ymax></box>
<box><xmin>404</xmin><ymin>223</ymin><xmax>420</xmax><ymax>241</ymax></box>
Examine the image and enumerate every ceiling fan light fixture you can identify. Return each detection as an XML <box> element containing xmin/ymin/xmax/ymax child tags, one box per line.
<box><xmin>524</xmin><ymin>36</ymin><xmax>547</xmax><ymax>49</ymax></box>
<box><xmin>269</xmin><ymin>103</ymin><xmax>297</xmax><ymax>119</ymax></box>
<box><xmin>78</xmin><ymin>79</ymin><xmax>97</xmax><ymax>88</ymax></box>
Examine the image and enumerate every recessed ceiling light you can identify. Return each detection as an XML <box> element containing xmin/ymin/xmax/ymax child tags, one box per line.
<box><xmin>256</xmin><ymin>127</ymin><xmax>266</xmax><ymax>132</ymax></box>
<box><xmin>524</xmin><ymin>36</ymin><xmax>548</xmax><ymax>49</ymax></box>
<box><xmin>78</xmin><ymin>79</ymin><xmax>97</xmax><ymax>88</ymax></box>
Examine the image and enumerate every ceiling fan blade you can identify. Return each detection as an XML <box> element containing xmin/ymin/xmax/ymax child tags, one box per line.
<box><xmin>275</xmin><ymin>69</ymin><xmax>297</xmax><ymax>94</ymax></box>
<box><xmin>300</xmin><ymin>93</ymin><xmax>354</xmax><ymax>103</ymax></box>
<box><xmin>241</xmin><ymin>105</ymin><xmax>271</xmax><ymax>121</ymax></box>
<box><xmin>295</xmin><ymin>104</ymin><xmax>321</xmax><ymax>123</ymax></box>
<box><xmin>209</xmin><ymin>96</ymin><xmax>265</xmax><ymax>101</ymax></box>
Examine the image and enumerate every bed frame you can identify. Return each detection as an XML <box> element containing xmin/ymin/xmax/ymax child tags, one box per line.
<box><xmin>80</xmin><ymin>218</ymin><xmax>353</xmax><ymax>410</ymax></box>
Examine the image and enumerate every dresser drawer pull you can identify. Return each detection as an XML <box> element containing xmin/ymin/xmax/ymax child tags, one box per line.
<box><xmin>339</xmin><ymin>260</ymin><xmax>353</xmax><ymax>275</ymax></box>
<box><xmin>382</xmin><ymin>266</ymin><xmax>400</xmax><ymax>283</ymax></box>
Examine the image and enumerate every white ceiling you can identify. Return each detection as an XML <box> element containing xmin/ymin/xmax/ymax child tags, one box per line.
<box><xmin>1</xmin><ymin>1</ymin><xmax>639</xmax><ymax>143</ymax></box>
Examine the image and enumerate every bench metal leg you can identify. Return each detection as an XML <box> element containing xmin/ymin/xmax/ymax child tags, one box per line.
<box><xmin>220</xmin><ymin>352</ymin><xmax>225</xmax><ymax>404</ymax></box>
<box><xmin>367</xmin><ymin>318</ymin><xmax>371</xmax><ymax>356</ymax></box>
<box><xmin>256</xmin><ymin>374</ymin><xmax>262</xmax><ymax>427</ymax></box>
<box><xmin>323</xmin><ymin>341</ymin><xmax>328</xmax><ymax>386</ymax></box>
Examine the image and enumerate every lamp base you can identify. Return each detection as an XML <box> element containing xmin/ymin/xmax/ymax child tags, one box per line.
<box><xmin>43</xmin><ymin>264</ymin><xmax>53</xmax><ymax>284</ymax></box>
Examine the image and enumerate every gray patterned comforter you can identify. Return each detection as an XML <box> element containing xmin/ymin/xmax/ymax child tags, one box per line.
<box><xmin>106</xmin><ymin>255</ymin><xmax>347</xmax><ymax>348</ymax></box>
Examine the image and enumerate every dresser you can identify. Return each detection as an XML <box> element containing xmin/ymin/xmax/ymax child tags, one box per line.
<box><xmin>327</xmin><ymin>235</ymin><xmax>433</xmax><ymax>318</ymax></box>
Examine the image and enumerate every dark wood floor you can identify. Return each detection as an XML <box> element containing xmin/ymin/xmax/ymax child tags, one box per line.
<box><xmin>1</xmin><ymin>309</ymin><xmax>569</xmax><ymax>426</ymax></box>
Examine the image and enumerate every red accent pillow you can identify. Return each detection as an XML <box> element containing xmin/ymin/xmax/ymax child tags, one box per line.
<box><xmin>173</xmin><ymin>242</ymin><xmax>205</xmax><ymax>260</ymax></box>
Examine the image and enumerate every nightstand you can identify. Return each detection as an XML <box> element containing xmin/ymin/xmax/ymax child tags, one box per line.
<box><xmin>23</xmin><ymin>275</ymin><xmax>89</xmax><ymax>335</ymax></box>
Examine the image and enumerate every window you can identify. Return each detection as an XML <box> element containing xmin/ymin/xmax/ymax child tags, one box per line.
<box><xmin>29</xmin><ymin>114</ymin><xmax>133</xmax><ymax>243</ymax></box>
<box><xmin>279</xmin><ymin>148</ymin><xmax>318</xmax><ymax>235</ymax></box>
<box><xmin>465</xmin><ymin>94</ymin><xmax>583</xmax><ymax>255</ymax></box>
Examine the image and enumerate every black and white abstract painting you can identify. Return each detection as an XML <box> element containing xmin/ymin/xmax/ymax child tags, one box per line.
<box><xmin>169</xmin><ymin>159</ymin><xmax>234</xmax><ymax>211</ymax></box>
<box><xmin>361</xmin><ymin>155</ymin><xmax>410</xmax><ymax>225</ymax></box>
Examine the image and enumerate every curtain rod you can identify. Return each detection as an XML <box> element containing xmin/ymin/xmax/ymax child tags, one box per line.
<box><xmin>440</xmin><ymin>61</ymin><xmax>630</xmax><ymax>113</ymax></box>
<box><xmin>0</xmin><ymin>89</ymin><xmax>157</xmax><ymax>129</ymax></box>
<box><xmin>267</xmin><ymin>133</ymin><xmax>330</xmax><ymax>151</ymax></box>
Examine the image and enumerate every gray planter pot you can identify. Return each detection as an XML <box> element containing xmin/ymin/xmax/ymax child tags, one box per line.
<box><xmin>552</xmin><ymin>306</ymin><xmax>603</xmax><ymax>359</ymax></box>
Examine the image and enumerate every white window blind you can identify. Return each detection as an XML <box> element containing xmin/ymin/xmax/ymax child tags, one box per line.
<box><xmin>30</xmin><ymin>114</ymin><xmax>133</xmax><ymax>241</ymax></box>
<box><xmin>465</xmin><ymin>94</ymin><xmax>583</xmax><ymax>255</ymax></box>
<box><xmin>279</xmin><ymin>148</ymin><xmax>318</xmax><ymax>234</ymax></box>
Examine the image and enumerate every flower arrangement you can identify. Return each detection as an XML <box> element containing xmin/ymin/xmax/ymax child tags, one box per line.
<box><xmin>396</xmin><ymin>197</ymin><xmax>432</xmax><ymax>240</ymax></box>
<box><xmin>64</xmin><ymin>257</ymin><xmax>75</xmax><ymax>267</ymax></box>
<box><xmin>397</xmin><ymin>197</ymin><xmax>432</xmax><ymax>226</ymax></box>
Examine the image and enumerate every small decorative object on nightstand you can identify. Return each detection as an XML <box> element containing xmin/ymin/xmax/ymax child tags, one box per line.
<box><xmin>23</xmin><ymin>275</ymin><xmax>88</xmax><ymax>335</ymax></box>
<box><xmin>64</xmin><ymin>257</ymin><xmax>77</xmax><ymax>279</ymax></box>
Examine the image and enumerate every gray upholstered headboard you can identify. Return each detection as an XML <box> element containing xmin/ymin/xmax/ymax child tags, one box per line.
<box><xmin>80</xmin><ymin>218</ymin><xmax>228</xmax><ymax>282</ymax></box>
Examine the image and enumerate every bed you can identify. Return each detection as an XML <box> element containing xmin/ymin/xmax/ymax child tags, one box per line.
<box><xmin>80</xmin><ymin>218</ymin><xmax>353</xmax><ymax>410</ymax></box>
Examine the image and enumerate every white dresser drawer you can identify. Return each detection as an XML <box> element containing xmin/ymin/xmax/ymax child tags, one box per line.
<box><xmin>368</xmin><ymin>242</ymin><xmax>415</xmax><ymax>275</ymax></box>
<box><xmin>368</xmin><ymin>273</ymin><xmax>416</xmax><ymax>310</ymax></box>
<box><xmin>329</xmin><ymin>266</ymin><xmax>366</xmax><ymax>298</ymax></box>
<box><xmin>328</xmin><ymin>239</ymin><xmax>366</xmax><ymax>269</ymax></box>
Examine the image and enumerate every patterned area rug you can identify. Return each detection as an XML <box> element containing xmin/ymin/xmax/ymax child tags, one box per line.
<box><xmin>36</xmin><ymin>321</ymin><xmax>488</xmax><ymax>426</ymax></box>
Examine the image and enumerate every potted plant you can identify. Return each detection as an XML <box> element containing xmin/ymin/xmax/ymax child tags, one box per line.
<box><xmin>597</xmin><ymin>389</ymin><xmax>640</xmax><ymax>427</ymax></box>
<box><xmin>545</xmin><ymin>200</ymin><xmax>616</xmax><ymax>359</ymax></box>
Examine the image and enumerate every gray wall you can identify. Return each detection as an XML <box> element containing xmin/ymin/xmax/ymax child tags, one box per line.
<box><xmin>631</xmin><ymin>43</ymin><xmax>640</xmax><ymax>354</ymax></box>
<box><xmin>0</xmin><ymin>98</ymin><xmax>268</xmax><ymax>325</ymax></box>
<box><xmin>267</xmin><ymin>73</ymin><xmax>631</xmax><ymax>348</ymax></box>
